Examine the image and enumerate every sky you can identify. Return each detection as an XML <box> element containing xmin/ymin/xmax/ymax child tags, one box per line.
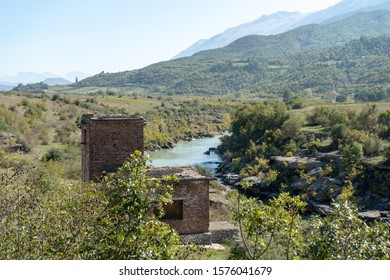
<box><xmin>0</xmin><ymin>0</ymin><xmax>343</xmax><ymax>78</ymax></box>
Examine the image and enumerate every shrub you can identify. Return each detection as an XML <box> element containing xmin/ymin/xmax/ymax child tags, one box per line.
<box><xmin>342</xmin><ymin>130</ymin><xmax>383</xmax><ymax>157</ymax></box>
<box><xmin>341</xmin><ymin>142</ymin><xmax>364</xmax><ymax>179</ymax></box>
<box><xmin>330</xmin><ymin>123</ymin><xmax>350</xmax><ymax>144</ymax></box>
<box><xmin>336</xmin><ymin>95</ymin><xmax>347</xmax><ymax>103</ymax></box>
<box><xmin>42</xmin><ymin>148</ymin><xmax>68</xmax><ymax>162</ymax></box>
<box><xmin>307</xmin><ymin>200</ymin><xmax>390</xmax><ymax>260</ymax></box>
<box><xmin>280</xmin><ymin>114</ymin><xmax>304</xmax><ymax>141</ymax></box>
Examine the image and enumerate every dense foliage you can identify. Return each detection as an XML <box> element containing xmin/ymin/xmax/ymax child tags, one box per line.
<box><xmin>220</xmin><ymin>101</ymin><xmax>389</xmax><ymax>231</ymax></box>
<box><xmin>215</xmin><ymin>96</ymin><xmax>390</xmax><ymax>259</ymax></box>
<box><xmin>231</xmin><ymin>191</ymin><xmax>306</xmax><ymax>260</ymax></box>
<box><xmin>0</xmin><ymin>152</ymin><xmax>190</xmax><ymax>259</ymax></box>
<box><xmin>231</xmin><ymin>192</ymin><xmax>390</xmax><ymax>260</ymax></box>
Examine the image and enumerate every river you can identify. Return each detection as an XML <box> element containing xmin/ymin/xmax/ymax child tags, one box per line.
<box><xmin>149</xmin><ymin>135</ymin><xmax>222</xmax><ymax>174</ymax></box>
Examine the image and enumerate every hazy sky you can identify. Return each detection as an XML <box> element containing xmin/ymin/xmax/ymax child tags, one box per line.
<box><xmin>0</xmin><ymin>0</ymin><xmax>342</xmax><ymax>77</ymax></box>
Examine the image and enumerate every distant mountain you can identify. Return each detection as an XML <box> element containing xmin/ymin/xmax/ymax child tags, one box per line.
<box><xmin>322</xmin><ymin>0</ymin><xmax>390</xmax><ymax>24</ymax></box>
<box><xmin>0</xmin><ymin>71</ymin><xmax>90</xmax><ymax>86</ymax></box>
<box><xmin>174</xmin><ymin>0</ymin><xmax>390</xmax><ymax>58</ymax></box>
<box><xmin>291</xmin><ymin>0</ymin><xmax>390</xmax><ymax>26</ymax></box>
<box><xmin>43</xmin><ymin>78</ymin><xmax>72</xmax><ymax>86</ymax></box>
<box><xmin>77</xmin><ymin>11</ymin><xmax>390</xmax><ymax>98</ymax></box>
<box><xmin>173</xmin><ymin>11</ymin><xmax>307</xmax><ymax>59</ymax></box>
<box><xmin>192</xmin><ymin>10</ymin><xmax>390</xmax><ymax>61</ymax></box>
<box><xmin>0</xmin><ymin>72</ymin><xmax>58</xmax><ymax>84</ymax></box>
<box><xmin>0</xmin><ymin>84</ymin><xmax>14</xmax><ymax>91</ymax></box>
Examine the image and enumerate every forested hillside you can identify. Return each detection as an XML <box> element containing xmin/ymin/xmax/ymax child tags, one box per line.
<box><xmin>76</xmin><ymin>11</ymin><xmax>390</xmax><ymax>98</ymax></box>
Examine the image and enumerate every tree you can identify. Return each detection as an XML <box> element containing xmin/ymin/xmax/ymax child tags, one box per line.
<box><xmin>330</xmin><ymin>123</ymin><xmax>350</xmax><ymax>146</ymax></box>
<box><xmin>280</xmin><ymin>113</ymin><xmax>304</xmax><ymax>141</ymax></box>
<box><xmin>0</xmin><ymin>151</ymin><xmax>184</xmax><ymax>260</ymax></box>
<box><xmin>341</xmin><ymin>142</ymin><xmax>364</xmax><ymax>180</ymax></box>
<box><xmin>231</xmin><ymin>191</ymin><xmax>306</xmax><ymax>260</ymax></box>
<box><xmin>378</xmin><ymin>110</ymin><xmax>390</xmax><ymax>136</ymax></box>
<box><xmin>384</xmin><ymin>146</ymin><xmax>390</xmax><ymax>165</ymax></box>
<box><xmin>223</xmin><ymin>102</ymin><xmax>288</xmax><ymax>153</ymax></box>
<box><xmin>87</xmin><ymin>151</ymin><xmax>180</xmax><ymax>259</ymax></box>
<box><xmin>283</xmin><ymin>88</ymin><xmax>295</xmax><ymax>103</ymax></box>
<box><xmin>307</xmin><ymin>199</ymin><xmax>390</xmax><ymax>260</ymax></box>
<box><xmin>355</xmin><ymin>104</ymin><xmax>379</xmax><ymax>133</ymax></box>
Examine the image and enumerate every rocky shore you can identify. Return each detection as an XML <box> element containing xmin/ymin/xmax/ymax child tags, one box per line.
<box><xmin>216</xmin><ymin>152</ymin><xmax>390</xmax><ymax>221</ymax></box>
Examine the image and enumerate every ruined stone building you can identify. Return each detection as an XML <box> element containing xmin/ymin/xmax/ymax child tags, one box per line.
<box><xmin>80</xmin><ymin>114</ymin><xmax>144</xmax><ymax>181</ymax></box>
<box><xmin>146</xmin><ymin>167</ymin><xmax>212</xmax><ymax>244</ymax></box>
<box><xmin>80</xmin><ymin>114</ymin><xmax>212</xmax><ymax>244</ymax></box>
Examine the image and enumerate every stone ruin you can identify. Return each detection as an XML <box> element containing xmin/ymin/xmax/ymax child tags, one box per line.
<box><xmin>80</xmin><ymin>114</ymin><xmax>213</xmax><ymax>244</ymax></box>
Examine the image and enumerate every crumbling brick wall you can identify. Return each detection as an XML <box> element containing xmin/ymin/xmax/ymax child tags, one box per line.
<box><xmin>81</xmin><ymin>114</ymin><xmax>144</xmax><ymax>181</ymax></box>
<box><xmin>147</xmin><ymin>167</ymin><xmax>211</xmax><ymax>235</ymax></box>
<box><xmin>163</xmin><ymin>179</ymin><xmax>210</xmax><ymax>234</ymax></box>
<box><xmin>80</xmin><ymin>117</ymin><xmax>211</xmax><ymax>239</ymax></box>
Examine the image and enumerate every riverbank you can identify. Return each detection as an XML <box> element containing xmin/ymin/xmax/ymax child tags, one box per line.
<box><xmin>216</xmin><ymin>152</ymin><xmax>390</xmax><ymax>222</ymax></box>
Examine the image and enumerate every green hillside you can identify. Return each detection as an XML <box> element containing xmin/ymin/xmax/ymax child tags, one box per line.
<box><xmin>76</xmin><ymin>11</ymin><xmax>390</xmax><ymax>98</ymax></box>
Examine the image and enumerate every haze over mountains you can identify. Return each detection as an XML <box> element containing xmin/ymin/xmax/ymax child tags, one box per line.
<box><xmin>3</xmin><ymin>0</ymin><xmax>389</xmax><ymax>95</ymax></box>
<box><xmin>0</xmin><ymin>71</ymin><xmax>90</xmax><ymax>90</ymax></box>
<box><xmin>173</xmin><ymin>0</ymin><xmax>390</xmax><ymax>59</ymax></box>
<box><xmin>77</xmin><ymin>9</ymin><xmax>390</xmax><ymax>98</ymax></box>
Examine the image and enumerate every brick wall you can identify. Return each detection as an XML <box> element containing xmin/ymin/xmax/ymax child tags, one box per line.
<box><xmin>81</xmin><ymin>114</ymin><xmax>144</xmax><ymax>181</ymax></box>
<box><xmin>162</xmin><ymin>180</ymin><xmax>210</xmax><ymax>234</ymax></box>
<box><xmin>80</xmin><ymin>117</ymin><xmax>211</xmax><ymax>239</ymax></box>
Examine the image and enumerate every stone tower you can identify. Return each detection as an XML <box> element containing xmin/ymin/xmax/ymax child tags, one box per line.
<box><xmin>80</xmin><ymin>114</ymin><xmax>144</xmax><ymax>181</ymax></box>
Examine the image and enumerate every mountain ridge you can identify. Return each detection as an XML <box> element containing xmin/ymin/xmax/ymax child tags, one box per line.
<box><xmin>172</xmin><ymin>11</ymin><xmax>307</xmax><ymax>59</ymax></box>
<box><xmin>173</xmin><ymin>0</ymin><xmax>390</xmax><ymax>59</ymax></box>
<box><xmin>0</xmin><ymin>71</ymin><xmax>90</xmax><ymax>85</ymax></box>
<box><xmin>76</xmin><ymin>10</ymin><xmax>390</xmax><ymax>98</ymax></box>
<box><xmin>186</xmin><ymin>10</ymin><xmax>390</xmax><ymax>60</ymax></box>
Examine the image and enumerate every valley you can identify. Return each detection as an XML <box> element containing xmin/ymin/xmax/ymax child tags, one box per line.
<box><xmin>1</xmin><ymin>0</ymin><xmax>390</xmax><ymax>261</ymax></box>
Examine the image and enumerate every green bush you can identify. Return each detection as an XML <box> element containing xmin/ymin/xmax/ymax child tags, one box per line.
<box><xmin>42</xmin><ymin>148</ymin><xmax>68</xmax><ymax>162</ymax></box>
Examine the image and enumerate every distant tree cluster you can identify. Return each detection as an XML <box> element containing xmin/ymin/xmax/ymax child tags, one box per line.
<box><xmin>12</xmin><ymin>82</ymin><xmax>49</xmax><ymax>94</ymax></box>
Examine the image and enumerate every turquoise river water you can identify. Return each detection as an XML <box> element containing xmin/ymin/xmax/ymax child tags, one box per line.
<box><xmin>149</xmin><ymin>135</ymin><xmax>222</xmax><ymax>174</ymax></box>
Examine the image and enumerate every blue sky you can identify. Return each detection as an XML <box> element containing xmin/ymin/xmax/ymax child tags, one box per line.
<box><xmin>0</xmin><ymin>0</ymin><xmax>342</xmax><ymax>77</ymax></box>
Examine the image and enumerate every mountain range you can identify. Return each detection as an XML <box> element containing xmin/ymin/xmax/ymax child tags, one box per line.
<box><xmin>173</xmin><ymin>0</ymin><xmax>390</xmax><ymax>59</ymax></box>
<box><xmin>76</xmin><ymin>10</ymin><xmax>390</xmax><ymax>98</ymax></box>
<box><xmin>0</xmin><ymin>71</ymin><xmax>90</xmax><ymax>90</ymax></box>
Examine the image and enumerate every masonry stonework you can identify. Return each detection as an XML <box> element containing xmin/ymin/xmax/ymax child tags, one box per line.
<box><xmin>80</xmin><ymin>114</ymin><xmax>144</xmax><ymax>181</ymax></box>
<box><xmin>146</xmin><ymin>167</ymin><xmax>212</xmax><ymax>243</ymax></box>
<box><xmin>166</xmin><ymin>179</ymin><xmax>209</xmax><ymax>234</ymax></box>
<box><xmin>80</xmin><ymin>116</ymin><xmax>212</xmax><ymax>244</ymax></box>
